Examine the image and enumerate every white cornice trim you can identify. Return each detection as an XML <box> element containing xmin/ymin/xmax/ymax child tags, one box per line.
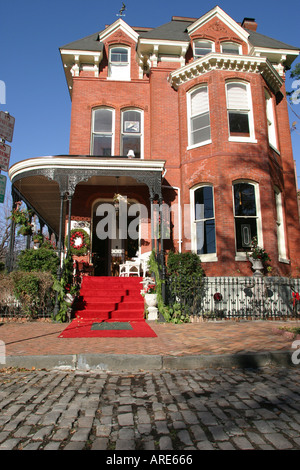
<box><xmin>187</xmin><ymin>6</ymin><xmax>249</xmax><ymax>43</ymax></box>
<box><xmin>9</xmin><ymin>157</ymin><xmax>165</xmax><ymax>182</ymax></box>
<box><xmin>99</xmin><ymin>18</ymin><xmax>139</xmax><ymax>43</ymax></box>
<box><xmin>168</xmin><ymin>53</ymin><xmax>283</xmax><ymax>92</ymax></box>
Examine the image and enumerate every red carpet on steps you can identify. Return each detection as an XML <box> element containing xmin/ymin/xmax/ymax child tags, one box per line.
<box><xmin>59</xmin><ymin>276</ymin><xmax>157</xmax><ymax>338</ymax></box>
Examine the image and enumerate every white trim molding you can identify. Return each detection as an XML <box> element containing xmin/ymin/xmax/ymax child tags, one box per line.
<box><xmin>169</xmin><ymin>53</ymin><xmax>283</xmax><ymax>92</ymax></box>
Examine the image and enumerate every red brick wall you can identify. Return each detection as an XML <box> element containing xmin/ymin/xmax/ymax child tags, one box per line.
<box><xmin>67</xmin><ymin>26</ymin><xmax>300</xmax><ymax>278</ymax></box>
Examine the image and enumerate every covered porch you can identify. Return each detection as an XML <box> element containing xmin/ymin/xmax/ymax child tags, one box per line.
<box><xmin>8</xmin><ymin>155</ymin><xmax>166</xmax><ymax>280</ymax></box>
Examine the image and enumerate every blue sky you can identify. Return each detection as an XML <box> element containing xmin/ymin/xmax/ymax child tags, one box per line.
<box><xmin>1</xmin><ymin>0</ymin><xmax>300</xmax><ymax>202</ymax></box>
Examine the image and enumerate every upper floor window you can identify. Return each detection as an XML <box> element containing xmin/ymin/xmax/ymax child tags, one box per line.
<box><xmin>121</xmin><ymin>109</ymin><xmax>143</xmax><ymax>158</ymax></box>
<box><xmin>91</xmin><ymin>108</ymin><xmax>114</xmax><ymax>156</ymax></box>
<box><xmin>233</xmin><ymin>181</ymin><xmax>261</xmax><ymax>253</ymax></box>
<box><xmin>108</xmin><ymin>46</ymin><xmax>130</xmax><ymax>81</ymax></box>
<box><xmin>226</xmin><ymin>81</ymin><xmax>255</xmax><ymax>142</ymax></box>
<box><xmin>188</xmin><ymin>86</ymin><xmax>211</xmax><ymax>148</ymax></box>
<box><xmin>265</xmin><ymin>90</ymin><xmax>278</xmax><ymax>150</ymax></box>
<box><xmin>190</xmin><ymin>184</ymin><xmax>217</xmax><ymax>260</ymax></box>
<box><xmin>194</xmin><ymin>40</ymin><xmax>214</xmax><ymax>59</ymax></box>
<box><xmin>221</xmin><ymin>42</ymin><xmax>241</xmax><ymax>55</ymax></box>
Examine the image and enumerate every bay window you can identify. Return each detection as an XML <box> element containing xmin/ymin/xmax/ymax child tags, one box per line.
<box><xmin>188</xmin><ymin>85</ymin><xmax>211</xmax><ymax>148</ymax></box>
<box><xmin>226</xmin><ymin>81</ymin><xmax>255</xmax><ymax>142</ymax></box>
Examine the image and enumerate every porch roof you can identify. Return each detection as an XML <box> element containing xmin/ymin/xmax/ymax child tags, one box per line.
<box><xmin>9</xmin><ymin>155</ymin><xmax>166</xmax><ymax>236</ymax></box>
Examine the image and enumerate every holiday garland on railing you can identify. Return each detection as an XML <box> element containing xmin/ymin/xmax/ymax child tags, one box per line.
<box><xmin>67</xmin><ymin>229</ymin><xmax>90</xmax><ymax>256</ymax></box>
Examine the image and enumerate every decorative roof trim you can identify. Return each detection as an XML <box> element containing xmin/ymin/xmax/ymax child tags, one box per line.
<box><xmin>9</xmin><ymin>156</ymin><xmax>165</xmax><ymax>183</ymax></box>
<box><xmin>187</xmin><ymin>6</ymin><xmax>249</xmax><ymax>43</ymax></box>
<box><xmin>99</xmin><ymin>18</ymin><xmax>139</xmax><ymax>43</ymax></box>
<box><xmin>168</xmin><ymin>53</ymin><xmax>283</xmax><ymax>92</ymax></box>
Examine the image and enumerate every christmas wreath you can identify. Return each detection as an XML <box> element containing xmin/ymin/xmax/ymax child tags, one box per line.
<box><xmin>67</xmin><ymin>229</ymin><xmax>90</xmax><ymax>256</ymax></box>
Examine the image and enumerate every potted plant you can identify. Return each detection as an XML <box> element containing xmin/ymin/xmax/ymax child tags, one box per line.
<box><xmin>142</xmin><ymin>281</ymin><xmax>157</xmax><ymax>307</ymax></box>
<box><xmin>247</xmin><ymin>237</ymin><xmax>271</xmax><ymax>275</ymax></box>
<box><xmin>9</xmin><ymin>204</ymin><xmax>33</xmax><ymax>236</ymax></box>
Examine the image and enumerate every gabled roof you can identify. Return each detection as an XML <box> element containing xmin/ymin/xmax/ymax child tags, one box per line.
<box><xmin>60</xmin><ymin>32</ymin><xmax>104</xmax><ymax>52</ymax></box>
<box><xmin>60</xmin><ymin>17</ymin><xmax>299</xmax><ymax>53</ymax></box>
<box><xmin>246</xmin><ymin>29</ymin><xmax>299</xmax><ymax>51</ymax></box>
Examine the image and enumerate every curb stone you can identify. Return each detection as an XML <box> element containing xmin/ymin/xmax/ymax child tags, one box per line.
<box><xmin>1</xmin><ymin>350</ymin><xmax>296</xmax><ymax>371</ymax></box>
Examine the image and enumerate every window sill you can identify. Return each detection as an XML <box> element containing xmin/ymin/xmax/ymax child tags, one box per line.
<box><xmin>269</xmin><ymin>143</ymin><xmax>280</xmax><ymax>155</ymax></box>
<box><xmin>279</xmin><ymin>257</ymin><xmax>290</xmax><ymax>264</ymax></box>
<box><xmin>187</xmin><ymin>140</ymin><xmax>212</xmax><ymax>150</ymax></box>
<box><xmin>235</xmin><ymin>253</ymin><xmax>248</xmax><ymax>261</ymax></box>
<box><xmin>198</xmin><ymin>254</ymin><xmax>218</xmax><ymax>262</ymax></box>
<box><xmin>107</xmin><ymin>77</ymin><xmax>131</xmax><ymax>82</ymax></box>
<box><xmin>229</xmin><ymin>137</ymin><xmax>257</xmax><ymax>144</ymax></box>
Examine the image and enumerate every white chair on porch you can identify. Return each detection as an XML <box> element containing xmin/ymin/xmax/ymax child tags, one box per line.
<box><xmin>119</xmin><ymin>251</ymin><xmax>151</xmax><ymax>277</ymax></box>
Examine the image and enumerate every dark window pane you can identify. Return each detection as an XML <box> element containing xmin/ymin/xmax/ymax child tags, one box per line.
<box><xmin>229</xmin><ymin>112</ymin><xmax>250</xmax><ymax>136</ymax></box>
<box><xmin>122</xmin><ymin>135</ymin><xmax>140</xmax><ymax>158</ymax></box>
<box><xmin>93</xmin><ymin>135</ymin><xmax>112</xmax><ymax>156</ymax></box>
<box><xmin>235</xmin><ymin>218</ymin><xmax>257</xmax><ymax>251</ymax></box>
<box><xmin>111</xmin><ymin>48</ymin><xmax>128</xmax><ymax>63</ymax></box>
<box><xmin>196</xmin><ymin>220</ymin><xmax>216</xmax><ymax>254</ymax></box>
<box><xmin>94</xmin><ymin>109</ymin><xmax>112</xmax><ymax>133</ymax></box>
<box><xmin>195</xmin><ymin>186</ymin><xmax>214</xmax><ymax>220</ymax></box>
<box><xmin>234</xmin><ymin>183</ymin><xmax>256</xmax><ymax>216</ymax></box>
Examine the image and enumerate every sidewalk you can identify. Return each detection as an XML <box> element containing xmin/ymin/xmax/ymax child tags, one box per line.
<box><xmin>0</xmin><ymin>319</ymin><xmax>299</xmax><ymax>371</ymax></box>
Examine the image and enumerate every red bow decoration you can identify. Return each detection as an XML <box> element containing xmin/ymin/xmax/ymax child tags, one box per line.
<box><xmin>292</xmin><ymin>292</ymin><xmax>300</xmax><ymax>306</ymax></box>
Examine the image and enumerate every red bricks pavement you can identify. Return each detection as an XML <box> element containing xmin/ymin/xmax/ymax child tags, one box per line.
<box><xmin>0</xmin><ymin>320</ymin><xmax>299</xmax><ymax>358</ymax></box>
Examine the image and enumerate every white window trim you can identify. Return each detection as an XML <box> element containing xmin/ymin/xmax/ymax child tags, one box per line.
<box><xmin>91</xmin><ymin>107</ymin><xmax>115</xmax><ymax>156</ymax></box>
<box><xmin>187</xmin><ymin>85</ymin><xmax>212</xmax><ymax>149</ymax></box>
<box><xmin>190</xmin><ymin>184</ymin><xmax>218</xmax><ymax>262</ymax></box>
<box><xmin>193</xmin><ymin>40</ymin><xmax>215</xmax><ymax>59</ymax></box>
<box><xmin>226</xmin><ymin>80</ymin><xmax>257</xmax><ymax>144</ymax></box>
<box><xmin>233</xmin><ymin>180</ymin><xmax>263</xmax><ymax>260</ymax></box>
<box><xmin>265</xmin><ymin>90</ymin><xmax>279</xmax><ymax>153</ymax></box>
<box><xmin>274</xmin><ymin>187</ymin><xmax>289</xmax><ymax>263</ymax></box>
<box><xmin>221</xmin><ymin>42</ymin><xmax>242</xmax><ymax>55</ymax></box>
<box><xmin>121</xmin><ymin>108</ymin><xmax>144</xmax><ymax>159</ymax></box>
<box><xmin>108</xmin><ymin>46</ymin><xmax>131</xmax><ymax>81</ymax></box>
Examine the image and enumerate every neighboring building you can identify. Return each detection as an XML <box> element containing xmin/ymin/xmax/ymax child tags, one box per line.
<box><xmin>8</xmin><ymin>6</ymin><xmax>300</xmax><ymax>278</ymax></box>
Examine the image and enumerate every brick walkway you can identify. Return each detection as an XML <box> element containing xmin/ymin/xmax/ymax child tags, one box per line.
<box><xmin>0</xmin><ymin>319</ymin><xmax>299</xmax><ymax>358</ymax></box>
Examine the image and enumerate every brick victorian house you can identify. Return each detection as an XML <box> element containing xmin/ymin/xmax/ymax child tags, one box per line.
<box><xmin>8</xmin><ymin>6</ymin><xmax>300</xmax><ymax>279</ymax></box>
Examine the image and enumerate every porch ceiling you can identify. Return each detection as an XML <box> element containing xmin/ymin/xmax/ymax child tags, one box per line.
<box><xmin>9</xmin><ymin>156</ymin><xmax>165</xmax><ymax>235</ymax></box>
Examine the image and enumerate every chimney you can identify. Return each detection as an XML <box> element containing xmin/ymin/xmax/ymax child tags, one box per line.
<box><xmin>241</xmin><ymin>17</ymin><xmax>257</xmax><ymax>32</ymax></box>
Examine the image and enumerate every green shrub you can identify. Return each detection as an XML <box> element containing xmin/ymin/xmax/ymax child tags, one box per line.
<box><xmin>10</xmin><ymin>271</ymin><xmax>55</xmax><ymax>317</ymax></box>
<box><xmin>17</xmin><ymin>248</ymin><xmax>59</xmax><ymax>276</ymax></box>
<box><xmin>166</xmin><ymin>251</ymin><xmax>204</xmax><ymax>319</ymax></box>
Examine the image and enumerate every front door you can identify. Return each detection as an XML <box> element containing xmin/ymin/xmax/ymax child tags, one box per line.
<box><xmin>92</xmin><ymin>201</ymin><xmax>139</xmax><ymax>276</ymax></box>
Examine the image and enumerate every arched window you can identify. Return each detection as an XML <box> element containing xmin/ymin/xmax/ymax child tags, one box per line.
<box><xmin>121</xmin><ymin>109</ymin><xmax>143</xmax><ymax>158</ymax></box>
<box><xmin>187</xmin><ymin>86</ymin><xmax>211</xmax><ymax>148</ymax></box>
<box><xmin>91</xmin><ymin>108</ymin><xmax>114</xmax><ymax>156</ymax></box>
<box><xmin>233</xmin><ymin>181</ymin><xmax>261</xmax><ymax>253</ymax></box>
<box><xmin>226</xmin><ymin>81</ymin><xmax>255</xmax><ymax>142</ymax></box>
<box><xmin>190</xmin><ymin>185</ymin><xmax>217</xmax><ymax>260</ymax></box>
<box><xmin>221</xmin><ymin>42</ymin><xmax>241</xmax><ymax>55</ymax></box>
<box><xmin>194</xmin><ymin>40</ymin><xmax>214</xmax><ymax>59</ymax></box>
<box><xmin>108</xmin><ymin>46</ymin><xmax>130</xmax><ymax>80</ymax></box>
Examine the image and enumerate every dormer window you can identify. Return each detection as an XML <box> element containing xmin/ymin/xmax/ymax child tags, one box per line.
<box><xmin>194</xmin><ymin>40</ymin><xmax>214</xmax><ymax>59</ymax></box>
<box><xmin>221</xmin><ymin>42</ymin><xmax>241</xmax><ymax>55</ymax></box>
<box><xmin>108</xmin><ymin>46</ymin><xmax>130</xmax><ymax>80</ymax></box>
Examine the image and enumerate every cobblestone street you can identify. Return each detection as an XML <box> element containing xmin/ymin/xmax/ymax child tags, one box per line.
<box><xmin>0</xmin><ymin>365</ymin><xmax>300</xmax><ymax>451</ymax></box>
